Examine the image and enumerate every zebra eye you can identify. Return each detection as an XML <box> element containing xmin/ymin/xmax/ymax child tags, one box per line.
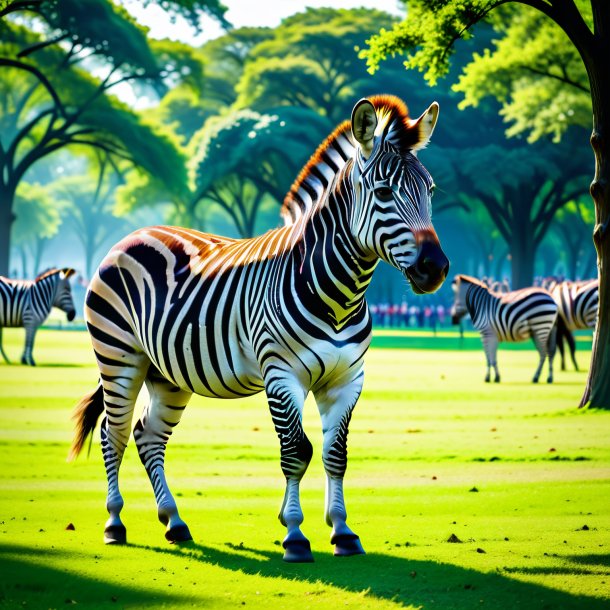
<box><xmin>374</xmin><ymin>186</ymin><xmax>393</xmax><ymax>202</ymax></box>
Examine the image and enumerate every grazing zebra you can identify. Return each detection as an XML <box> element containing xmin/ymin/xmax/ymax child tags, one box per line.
<box><xmin>546</xmin><ymin>278</ymin><xmax>598</xmax><ymax>371</ymax></box>
<box><xmin>451</xmin><ymin>274</ymin><xmax>558</xmax><ymax>383</ymax></box>
<box><xmin>69</xmin><ymin>95</ymin><xmax>449</xmax><ymax>562</ymax></box>
<box><xmin>0</xmin><ymin>268</ymin><xmax>76</xmax><ymax>365</ymax></box>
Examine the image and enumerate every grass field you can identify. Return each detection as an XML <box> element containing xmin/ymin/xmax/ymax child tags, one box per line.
<box><xmin>0</xmin><ymin>328</ymin><xmax>608</xmax><ymax>609</ymax></box>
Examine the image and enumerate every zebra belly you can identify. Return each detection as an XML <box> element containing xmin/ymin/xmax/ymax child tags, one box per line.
<box><xmin>147</xmin><ymin>321</ymin><xmax>265</xmax><ymax>399</ymax></box>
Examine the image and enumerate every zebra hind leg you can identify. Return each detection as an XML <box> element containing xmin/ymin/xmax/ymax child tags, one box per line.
<box><xmin>531</xmin><ymin>333</ymin><xmax>548</xmax><ymax>384</ymax></box>
<box><xmin>134</xmin><ymin>368</ymin><xmax>193</xmax><ymax>544</ymax></box>
<box><xmin>267</xmin><ymin>380</ymin><xmax>313</xmax><ymax>562</ymax></box>
<box><xmin>546</xmin><ymin>325</ymin><xmax>558</xmax><ymax>384</ymax></box>
<box><xmin>98</xmin><ymin>355</ymin><xmax>149</xmax><ymax>544</ymax></box>
<box><xmin>0</xmin><ymin>328</ymin><xmax>10</xmax><ymax>363</ymax></box>
<box><xmin>21</xmin><ymin>324</ymin><xmax>38</xmax><ymax>366</ymax></box>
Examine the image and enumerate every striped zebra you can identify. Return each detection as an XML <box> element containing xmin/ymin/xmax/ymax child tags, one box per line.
<box><xmin>68</xmin><ymin>95</ymin><xmax>449</xmax><ymax>562</ymax></box>
<box><xmin>547</xmin><ymin>278</ymin><xmax>598</xmax><ymax>371</ymax></box>
<box><xmin>0</xmin><ymin>268</ymin><xmax>76</xmax><ymax>366</ymax></box>
<box><xmin>451</xmin><ymin>275</ymin><xmax>558</xmax><ymax>383</ymax></box>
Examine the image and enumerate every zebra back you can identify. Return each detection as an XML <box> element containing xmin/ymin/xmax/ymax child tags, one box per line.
<box><xmin>551</xmin><ymin>279</ymin><xmax>599</xmax><ymax>330</ymax></box>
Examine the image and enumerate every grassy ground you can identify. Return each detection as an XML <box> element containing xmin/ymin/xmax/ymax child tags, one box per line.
<box><xmin>0</xmin><ymin>328</ymin><xmax>608</xmax><ymax>610</ymax></box>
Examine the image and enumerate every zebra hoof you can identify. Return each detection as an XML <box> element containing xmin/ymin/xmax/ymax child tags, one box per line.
<box><xmin>532</xmin><ymin>377</ymin><xmax>540</xmax><ymax>384</ymax></box>
<box><xmin>104</xmin><ymin>524</ymin><xmax>127</xmax><ymax>545</ymax></box>
<box><xmin>332</xmin><ymin>533</ymin><xmax>365</xmax><ymax>557</ymax></box>
<box><xmin>282</xmin><ymin>530</ymin><xmax>314</xmax><ymax>563</ymax></box>
<box><xmin>494</xmin><ymin>377</ymin><xmax>500</xmax><ymax>383</ymax></box>
<box><xmin>547</xmin><ymin>377</ymin><xmax>553</xmax><ymax>384</ymax></box>
<box><xmin>165</xmin><ymin>523</ymin><xmax>193</xmax><ymax>544</ymax></box>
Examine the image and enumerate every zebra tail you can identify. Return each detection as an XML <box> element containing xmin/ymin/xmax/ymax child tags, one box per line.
<box><xmin>68</xmin><ymin>382</ymin><xmax>104</xmax><ymax>461</ymax></box>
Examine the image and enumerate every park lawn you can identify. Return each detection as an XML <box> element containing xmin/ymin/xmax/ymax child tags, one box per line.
<box><xmin>0</xmin><ymin>328</ymin><xmax>608</xmax><ymax>610</ymax></box>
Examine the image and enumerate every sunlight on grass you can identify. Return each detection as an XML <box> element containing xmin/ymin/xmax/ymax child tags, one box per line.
<box><xmin>0</xmin><ymin>328</ymin><xmax>608</xmax><ymax>609</ymax></box>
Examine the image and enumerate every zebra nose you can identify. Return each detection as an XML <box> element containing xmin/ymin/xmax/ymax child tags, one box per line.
<box><xmin>67</xmin><ymin>310</ymin><xmax>76</xmax><ymax>322</ymax></box>
<box><xmin>407</xmin><ymin>240</ymin><xmax>450</xmax><ymax>294</ymax></box>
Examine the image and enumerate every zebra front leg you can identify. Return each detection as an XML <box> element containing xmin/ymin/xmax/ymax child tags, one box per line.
<box><xmin>481</xmin><ymin>331</ymin><xmax>500</xmax><ymax>383</ymax></box>
<box><xmin>267</xmin><ymin>379</ymin><xmax>313</xmax><ymax>562</ymax></box>
<box><xmin>315</xmin><ymin>368</ymin><xmax>365</xmax><ymax>557</ymax></box>
<box><xmin>134</xmin><ymin>372</ymin><xmax>193</xmax><ymax>543</ymax></box>
<box><xmin>21</xmin><ymin>324</ymin><xmax>38</xmax><ymax>366</ymax></box>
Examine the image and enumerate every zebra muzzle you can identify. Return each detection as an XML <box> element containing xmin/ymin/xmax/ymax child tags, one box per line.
<box><xmin>406</xmin><ymin>239</ymin><xmax>449</xmax><ymax>294</ymax></box>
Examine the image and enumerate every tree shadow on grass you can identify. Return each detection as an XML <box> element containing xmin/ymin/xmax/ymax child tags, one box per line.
<box><xmin>0</xmin><ymin>544</ymin><xmax>187</xmax><ymax>609</ymax></box>
<box><xmin>135</xmin><ymin>541</ymin><xmax>609</xmax><ymax>610</ymax></box>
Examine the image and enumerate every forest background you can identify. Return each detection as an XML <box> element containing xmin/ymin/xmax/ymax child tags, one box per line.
<box><xmin>0</xmin><ymin>0</ymin><xmax>597</xmax><ymax>311</ymax></box>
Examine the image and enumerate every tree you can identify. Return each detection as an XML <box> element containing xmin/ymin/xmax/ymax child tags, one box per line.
<box><xmin>11</xmin><ymin>181</ymin><xmax>61</xmax><ymax>277</ymax></box>
<box><xmin>0</xmin><ymin>0</ymin><xmax>226</xmax><ymax>277</ymax></box>
<box><xmin>547</xmin><ymin>199</ymin><xmax>597</xmax><ymax>279</ymax></box>
<box><xmin>189</xmin><ymin>106</ymin><xmax>331</xmax><ymax>236</ymax></box>
<box><xmin>362</xmin><ymin>0</ymin><xmax>610</xmax><ymax>408</ymax></box>
<box><xmin>235</xmin><ymin>8</ymin><xmax>401</xmax><ymax>123</ymax></box>
<box><xmin>53</xmin><ymin>154</ymin><xmax>134</xmax><ymax>278</ymax></box>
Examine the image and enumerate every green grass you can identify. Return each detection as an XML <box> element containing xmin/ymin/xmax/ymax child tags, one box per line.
<box><xmin>0</xmin><ymin>328</ymin><xmax>608</xmax><ymax>610</ymax></box>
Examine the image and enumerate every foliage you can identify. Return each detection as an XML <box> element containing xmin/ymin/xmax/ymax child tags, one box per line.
<box><xmin>189</xmin><ymin>106</ymin><xmax>332</xmax><ymax>236</ymax></box>
<box><xmin>361</xmin><ymin>1</ymin><xmax>594</xmax><ymax>141</ymax></box>
<box><xmin>12</xmin><ymin>181</ymin><xmax>62</xmax><ymax>244</ymax></box>
<box><xmin>452</xmin><ymin>6</ymin><xmax>591</xmax><ymax>142</ymax></box>
<box><xmin>235</xmin><ymin>8</ymin><xmax>398</xmax><ymax>122</ymax></box>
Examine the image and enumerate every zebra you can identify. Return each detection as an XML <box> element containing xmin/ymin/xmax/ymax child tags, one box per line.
<box><xmin>0</xmin><ymin>268</ymin><xmax>76</xmax><ymax>366</ymax></box>
<box><xmin>546</xmin><ymin>278</ymin><xmax>598</xmax><ymax>371</ymax></box>
<box><xmin>68</xmin><ymin>95</ymin><xmax>449</xmax><ymax>562</ymax></box>
<box><xmin>450</xmin><ymin>274</ymin><xmax>558</xmax><ymax>383</ymax></box>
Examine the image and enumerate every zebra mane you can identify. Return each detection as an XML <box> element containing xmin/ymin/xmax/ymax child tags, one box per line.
<box><xmin>281</xmin><ymin>95</ymin><xmax>423</xmax><ymax>227</ymax></box>
<box><xmin>456</xmin><ymin>274</ymin><xmax>489</xmax><ymax>291</ymax></box>
<box><xmin>35</xmin><ymin>267</ymin><xmax>74</xmax><ymax>282</ymax></box>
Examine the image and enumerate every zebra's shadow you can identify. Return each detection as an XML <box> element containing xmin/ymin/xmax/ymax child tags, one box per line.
<box><xmin>133</xmin><ymin>541</ymin><xmax>608</xmax><ymax>609</ymax></box>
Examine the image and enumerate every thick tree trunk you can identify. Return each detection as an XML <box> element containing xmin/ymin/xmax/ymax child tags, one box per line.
<box><xmin>580</xmin><ymin>44</ymin><xmax>610</xmax><ymax>407</ymax></box>
<box><xmin>509</xmin><ymin>227</ymin><xmax>535</xmax><ymax>289</ymax></box>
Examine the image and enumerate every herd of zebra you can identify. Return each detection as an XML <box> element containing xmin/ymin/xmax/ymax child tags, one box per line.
<box><xmin>450</xmin><ymin>274</ymin><xmax>598</xmax><ymax>384</ymax></box>
<box><xmin>0</xmin><ymin>95</ymin><xmax>600</xmax><ymax>562</ymax></box>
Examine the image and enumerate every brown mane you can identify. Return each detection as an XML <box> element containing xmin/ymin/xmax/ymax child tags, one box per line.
<box><xmin>281</xmin><ymin>95</ymin><xmax>421</xmax><ymax>224</ymax></box>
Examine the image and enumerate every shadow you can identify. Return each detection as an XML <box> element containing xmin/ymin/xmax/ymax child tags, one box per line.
<box><xmin>0</xmin><ymin>544</ymin><xmax>187</xmax><ymax>608</ymax></box>
<box><xmin>565</xmin><ymin>553</ymin><xmax>610</xmax><ymax>568</ymax></box>
<box><xmin>132</xmin><ymin>541</ymin><xmax>609</xmax><ymax>610</ymax></box>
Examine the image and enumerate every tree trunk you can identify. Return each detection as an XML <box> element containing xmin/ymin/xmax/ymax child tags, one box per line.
<box><xmin>581</xmin><ymin>54</ymin><xmax>610</xmax><ymax>409</ymax></box>
<box><xmin>0</xmin><ymin>189</ymin><xmax>16</xmax><ymax>277</ymax></box>
<box><xmin>509</xmin><ymin>226</ymin><xmax>535</xmax><ymax>289</ymax></box>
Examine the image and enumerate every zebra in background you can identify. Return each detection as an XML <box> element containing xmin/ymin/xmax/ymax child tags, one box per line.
<box><xmin>68</xmin><ymin>95</ymin><xmax>449</xmax><ymax>562</ymax></box>
<box><xmin>545</xmin><ymin>278</ymin><xmax>598</xmax><ymax>371</ymax></box>
<box><xmin>0</xmin><ymin>268</ymin><xmax>76</xmax><ymax>365</ymax></box>
<box><xmin>451</xmin><ymin>274</ymin><xmax>558</xmax><ymax>383</ymax></box>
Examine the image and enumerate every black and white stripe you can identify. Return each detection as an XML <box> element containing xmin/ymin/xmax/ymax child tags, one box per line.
<box><xmin>0</xmin><ymin>268</ymin><xmax>76</xmax><ymax>365</ymax></box>
<box><xmin>69</xmin><ymin>95</ymin><xmax>449</xmax><ymax>561</ymax></box>
<box><xmin>546</xmin><ymin>278</ymin><xmax>598</xmax><ymax>371</ymax></box>
<box><xmin>451</xmin><ymin>275</ymin><xmax>558</xmax><ymax>383</ymax></box>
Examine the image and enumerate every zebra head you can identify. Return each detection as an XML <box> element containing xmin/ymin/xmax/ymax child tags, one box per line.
<box><xmin>450</xmin><ymin>274</ymin><xmax>474</xmax><ymax>324</ymax></box>
<box><xmin>53</xmin><ymin>268</ymin><xmax>76</xmax><ymax>321</ymax></box>
<box><xmin>349</xmin><ymin>96</ymin><xmax>449</xmax><ymax>294</ymax></box>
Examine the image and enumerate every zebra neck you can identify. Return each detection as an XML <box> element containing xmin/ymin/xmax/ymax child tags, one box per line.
<box><xmin>294</xmin><ymin>191</ymin><xmax>378</xmax><ymax>331</ymax></box>
<box><xmin>466</xmin><ymin>283</ymin><xmax>497</xmax><ymax>327</ymax></box>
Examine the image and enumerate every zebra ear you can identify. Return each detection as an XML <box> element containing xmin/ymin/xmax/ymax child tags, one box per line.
<box><xmin>351</xmin><ymin>99</ymin><xmax>377</xmax><ymax>157</ymax></box>
<box><xmin>61</xmin><ymin>268</ymin><xmax>75</xmax><ymax>280</ymax></box>
<box><xmin>410</xmin><ymin>102</ymin><xmax>439</xmax><ymax>151</ymax></box>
